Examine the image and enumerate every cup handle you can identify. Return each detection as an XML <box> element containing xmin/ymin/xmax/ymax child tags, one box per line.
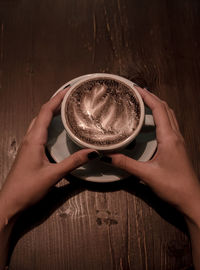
<box><xmin>144</xmin><ymin>114</ymin><xmax>155</xmax><ymax>126</ymax></box>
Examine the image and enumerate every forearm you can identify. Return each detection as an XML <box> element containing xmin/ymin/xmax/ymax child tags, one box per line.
<box><xmin>185</xmin><ymin>218</ymin><xmax>200</xmax><ymax>270</ymax></box>
<box><xmin>183</xmin><ymin>193</ymin><xmax>200</xmax><ymax>270</ymax></box>
<box><xmin>0</xmin><ymin>215</ymin><xmax>15</xmax><ymax>269</ymax></box>
<box><xmin>0</xmin><ymin>194</ymin><xmax>17</xmax><ymax>269</ymax></box>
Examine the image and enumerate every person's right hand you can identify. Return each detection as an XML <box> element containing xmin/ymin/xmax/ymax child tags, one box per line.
<box><xmin>104</xmin><ymin>87</ymin><xmax>200</xmax><ymax>224</ymax></box>
<box><xmin>0</xmin><ymin>89</ymin><xmax>99</xmax><ymax>224</ymax></box>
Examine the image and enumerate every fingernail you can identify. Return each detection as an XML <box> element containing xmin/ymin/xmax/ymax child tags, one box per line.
<box><xmin>87</xmin><ymin>151</ymin><xmax>100</xmax><ymax>160</ymax></box>
<box><xmin>100</xmin><ymin>156</ymin><xmax>112</xmax><ymax>164</ymax></box>
<box><xmin>63</xmin><ymin>84</ymin><xmax>70</xmax><ymax>90</ymax></box>
<box><xmin>143</xmin><ymin>87</ymin><xmax>152</xmax><ymax>92</ymax></box>
<box><xmin>133</xmin><ymin>83</ymin><xmax>139</xmax><ymax>87</ymax></box>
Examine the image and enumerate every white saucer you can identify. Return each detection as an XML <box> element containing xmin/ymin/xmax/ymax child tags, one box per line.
<box><xmin>46</xmin><ymin>74</ymin><xmax>157</xmax><ymax>183</ymax></box>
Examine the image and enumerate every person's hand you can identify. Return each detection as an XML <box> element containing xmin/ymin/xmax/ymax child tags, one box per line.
<box><xmin>102</xmin><ymin>87</ymin><xmax>200</xmax><ymax>223</ymax></box>
<box><xmin>0</xmin><ymin>89</ymin><xmax>98</xmax><ymax>222</ymax></box>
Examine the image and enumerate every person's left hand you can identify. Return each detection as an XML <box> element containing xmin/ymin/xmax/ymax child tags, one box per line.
<box><xmin>0</xmin><ymin>89</ymin><xmax>98</xmax><ymax>222</ymax></box>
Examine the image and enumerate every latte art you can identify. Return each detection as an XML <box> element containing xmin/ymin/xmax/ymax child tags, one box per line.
<box><xmin>65</xmin><ymin>79</ymin><xmax>140</xmax><ymax>146</ymax></box>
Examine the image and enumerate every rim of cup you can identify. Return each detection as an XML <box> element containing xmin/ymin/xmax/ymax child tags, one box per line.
<box><xmin>61</xmin><ymin>73</ymin><xmax>145</xmax><ymax>151</ymax></box>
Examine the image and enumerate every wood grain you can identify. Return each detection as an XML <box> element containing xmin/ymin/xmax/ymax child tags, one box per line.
<box><xmin>0</xmin><ymin>0</ymin><xmax>200</xmax><ymax>269</ymax></box>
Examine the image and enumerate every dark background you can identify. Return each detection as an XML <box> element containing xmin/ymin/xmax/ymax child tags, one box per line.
<box><xmin>0</xmin><ymin>0</ymin><xmax>200</xmax><ymax>269</ymax></box>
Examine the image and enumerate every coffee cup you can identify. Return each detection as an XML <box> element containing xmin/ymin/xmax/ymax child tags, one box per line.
<box><xmin>61</xmin><ymin>73</ymin><xmax>153</xmax><ymax>152</ymax></box>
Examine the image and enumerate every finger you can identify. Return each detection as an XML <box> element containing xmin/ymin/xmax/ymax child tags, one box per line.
<box><xmin>53</xmin><ymin>86</ymin><xmax>70</xmax><ymax>115</ymax></box>
<box><xmin>134</xmin><ymin>86</ymin><xmax>172</xmax><ymax>139</ymax></box>
<box><xmin>162</xmin><ymin>101</ymin><xmax>180</xmax><ymax>133</ymax></box>
<box><xmin>29</xmin><ymin>89</ymin><xmax>68</xmax><ymax>144</ymax></box>
<box><xmin>35</xmin><ymin>88</ymin><xmax>68</xmax><ymax>129</ymax></box>
<box><xmin>170</xmin><ymin>109</ymin><xmax>180</xmax><ymax>132</ymax></box>
<box><xmin>104</xmin><ymin>153</ymin><xmax>152</xmax><ymax>182</ymax></box>
<box><xmin>49</xmin><ymin>149</ymin><xmax>100</xmax><ymax>181</ymax></box>
<box><xmin>161</xmin><ymin>102</ymin><xmax>177</xmax><ymax>131</ymax></box>
<box><xmin>26</xmin><ymin>117</ymin><xmax>36</xmax><ymax>134</ymax></box>
<box><xmin>165</xmin><ymin>105</ymin><xmax>177</xmax><ymax>132</ymax></box>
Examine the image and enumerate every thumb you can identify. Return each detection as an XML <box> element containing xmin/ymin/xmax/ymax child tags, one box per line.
<box><xmin>103</xmin><ymin>153</ymin><xmax>152</xmax><ymax>181</ymax></box>
<box><xmin>50</xmin><ymin>149</ymin><xmax>99</xmax><ymax>180</ymax></box>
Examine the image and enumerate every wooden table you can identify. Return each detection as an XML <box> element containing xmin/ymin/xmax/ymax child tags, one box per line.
<box><xmin>0</xmin><ymin>0</ymin><xmax>199</xmax><ymax>269</ymax></box>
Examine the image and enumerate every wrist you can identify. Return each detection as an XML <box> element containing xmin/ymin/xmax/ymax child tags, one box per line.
<box><xmin>0</xmin><ymin>195</ymin><xmax>18</xmax><ymax>229</ymax></box>
<box><xmin>181</xmin><ymin>195</ymin><xmax>200</xmax><ymax>229</ymax></box>
<box><xmin>184</xmin><ymin>213</ymin><xmax>200</xmax><ymax>230</ymax></box>
<box><xmin>0</xmin><ymin>197</ymin><xmax>17</xmax><ymax>270</ymax></box>
<box><xmin>175</xmin><ymin>180</ymin><xmax>200</xmax><ymax>228</ymax></box>
<box><xmin>0</xmin><ymin>210</ymin><xmax>17</xmax><ymax>235</ymax></box>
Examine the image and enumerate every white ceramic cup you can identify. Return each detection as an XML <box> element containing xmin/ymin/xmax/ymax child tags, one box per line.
<box><xmin>61</xmin><ymin>73</ymin><xmax>153</xmax><ymax>152</ymax></box>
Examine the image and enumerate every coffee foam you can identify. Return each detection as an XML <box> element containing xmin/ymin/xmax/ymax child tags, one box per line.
<box><xmin>65</xmin><ymin>78</ymin><xmax>140</xmax><ymax>146</ymax></box>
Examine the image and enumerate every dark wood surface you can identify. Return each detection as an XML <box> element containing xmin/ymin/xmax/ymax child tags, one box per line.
<box><xmin>0</xmin><ymin>0</ymin><xmax>200</xmax><ymax>269</ymax></box>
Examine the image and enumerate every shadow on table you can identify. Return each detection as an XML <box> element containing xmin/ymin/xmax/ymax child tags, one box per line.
<box><xmin>9</xmin><ymin>172</ymin><xmax>188</xmax><ymax>265</ymax></box>
<box><xmin>8</xmin><ymin>180</ymin><xmax>83</xmax><ymax>264</ymax></box>
<box><xmin>66</xmin><ymin>174</ymin><xmax>189</xmax><ymax>234</ymax></box>
<box><xmin>123</xmin><ymin>177</ymin><xmax>189</xmax><ymax>233</ymax></box>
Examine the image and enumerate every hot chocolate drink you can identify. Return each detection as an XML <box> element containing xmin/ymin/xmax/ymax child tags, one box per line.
<box><xmin>64</xmin><ymin>78</ymin><xmax>141</xmax><ymax>147</ymax></box>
